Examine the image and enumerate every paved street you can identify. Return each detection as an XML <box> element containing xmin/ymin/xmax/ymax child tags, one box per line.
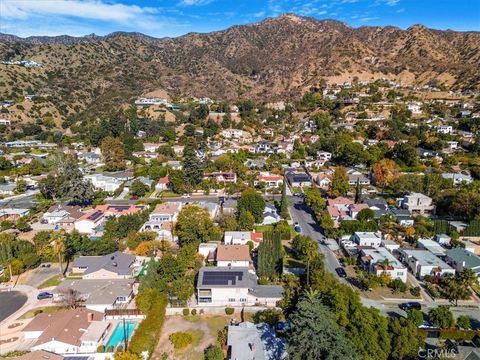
<box><xmin>0</xmin><ymin>291</ymin><xmax>27</xmax><ymax>322</ymax></box>
<box><xmin>287</xmin><ymin>195</ymin><xmax>344</xmax><ymax>280</ymax></box>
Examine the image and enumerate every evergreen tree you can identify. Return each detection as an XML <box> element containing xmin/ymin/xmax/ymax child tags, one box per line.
<box><xmin>237</xmin><ymin>209</ymin><xmax>255</xmax><ymax>231</ymax></box>
<box><xmin>280</xmin><ymin>182</ymin><xmax>290</xmax><ymax>219</ymax></box>
<box><xmin>182</xmin><ymin>144</ymin><xmax>203</xmax><ymax>186</ymax></box>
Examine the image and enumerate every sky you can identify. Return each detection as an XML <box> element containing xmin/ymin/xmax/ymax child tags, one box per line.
<box><xmin>1</xmin><ymin>0</ymin><xmax>479</xmax><ymax>38</ymax></box>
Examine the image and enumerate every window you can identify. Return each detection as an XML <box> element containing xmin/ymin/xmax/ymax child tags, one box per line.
<box><xmin>239</xmin><ymin>298</ymin><xmax>247</xmax><ymax>303</ymax></box>
<box><xmin>228</xmin><ymin>298</ymin><xmax>236</xmax><ymax>302</ymax></box>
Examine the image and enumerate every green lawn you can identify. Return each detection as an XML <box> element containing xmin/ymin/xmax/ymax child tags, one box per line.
<box><xmin>254</xmin><ymin>224</ymin><xmax>274</xmax><ymax>232</ymax></box>
<box><xmin>19</xmin><ymin>306</ymin><xmax>65</xmax><ymax>319</ymax></box>
<box><xmin>38</xmin><ymin>274</ymin><xmax>62</xmax><ymax>289</ymax></box>
<box><xmin>283</xmin><ymin>257</ymin><xmax>305</xmax><ymax>268</ymax></box>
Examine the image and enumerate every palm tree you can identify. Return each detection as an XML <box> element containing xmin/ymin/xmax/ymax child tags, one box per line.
<box><xmin>52</xmin><ymin>230</ymin><xmax>66</xmax><ymax>276</ymax></box>
<box><xmin>375</xmin><ymin>258</ymin><xmax>392</xmax><ymax>274</ymax></box>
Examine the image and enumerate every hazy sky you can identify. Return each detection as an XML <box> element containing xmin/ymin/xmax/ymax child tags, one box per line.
<box><xmin>1</xmin><ymin>0</ymin><xmax>479</xmax><ymax>38</ymax></box>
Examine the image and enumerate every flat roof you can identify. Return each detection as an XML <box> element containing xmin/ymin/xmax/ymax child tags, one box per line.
<box><xmin>402</xmin><ymin>249</ymin><xmax>452</xmax><ymax>269</ymax></box>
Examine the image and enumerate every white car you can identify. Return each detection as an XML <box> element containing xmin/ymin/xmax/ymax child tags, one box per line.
<box><xmin>182</xmin><ymin>194</ymin><xmax>191</xmax><ymax>198</ymax></box>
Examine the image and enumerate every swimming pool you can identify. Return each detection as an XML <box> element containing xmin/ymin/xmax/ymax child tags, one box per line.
<box><xmin>105</xmin><ymin>321</ymin><xmax>136</xmax><ymax>350</ymax></box>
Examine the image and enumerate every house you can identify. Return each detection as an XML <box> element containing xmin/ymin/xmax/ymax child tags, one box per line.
<box><xmin>166</xmin><ymin>160</ymin><xmax>182</xmax><ymax>170</ymax></box>
<box><xmin>254</xmin><ymin>140</ymin><xmax>273</xmax><ymax>154</ymax></box>
<box><xmin>445</xmin><ymin>248</ymin><xmax>480</xmax><ymax>278</ymax></box>
<box><xmin>441</xmin><ymin>173</ymin><xmax>474</xmax><ymax>185</ymax></box>
<box><xmin>254</xmin><ymin>172</ymin><xmax>283</xmax><ymax>189</ymax></box>
<box><xmin>401</xmin><ymin>192</ymin><xmax>435</xmax><ymax>215</ymax></box>
<box><xmin>389</xmin><ymin>208</ymin><xmax>414</xmax><ymax>227</ymax></box>
<box><xmin>23</xmin><ymin>308</ymin><xmax>107</xmax><ymax>354</ymax></box>
<box><xmin>125</xmin><ymin>176</ymin><xmax>154</xmax><ymax>190</ymax></box>
<box><xmin>245</xmin><ymin>159</ymin><xmax>267</xmax><ymax>169</ymax></box>
<box><xmin>74</xmin><ymin>204</ymin><xmax>147</xmax><ymax>235</ymax></box>
<box><xmin>262</xmin><ymin>204</ymin><xmax>281</xmax><ymax>225</ymax></box>
<box><xmin>203</xmin><ymin>172</ymin><xmax>237</xmax><ymax>183</ymax></box>
<box><xmin>141</xmin><ymin>221</ymin><xmax>174</xmax><ymax>241</ymax></box>
<box><xmin>360</xmin><ymin>248</ymin><xmax>408</xmax><ymax>282</ymax></box>
<box><xmin>285</xmin><ymin>171</ymin><xmax>311</xmax><ymax>187</ymax></box>
<box><xmin>143</xmin><ymin>142</ymin><xmax>161</xmax><ymax>153</ymax></box>
<box><xmin>362</xmin><ymin>198</ymin><xmax>388</xmax><ymax>219</ymax></box>
<box><xmin>417</xmin><ymin>239</ymin><xmax>447</xmax><ymax>257</ymax></box>
<box><xmin>435</xmin><ymin>125</ymin><xmax>453</xmax><ymax>134</ymax></box>
<box><xmin>407</xmin><ymin>103</ymin><xmax>422</xmax><ymax>114</ymax></box>
<box><xmin>77</xmin><ymin>152</ymin><xmax>101</xmax><ymax>165</ymax></box>
<box><xmin>216</xmin><ymin>245</ymin><xmax>252</xmax><ymax>268</ymax></box>
<box><xmin>43</xmin><ymin>204</ymin><xmax>82</xmax><ymax>225</ymax></box>
<box><xmin>54</xmin><ymin>278</ymin><xmax>135</xmax><ymax>312</ymax></box>
<box><xmin>198</xmin><ymin>242</ymin><xmax>218</xmax><ymax>260</ymax></box>
<box><xmin>220</xmin><ymin>199</ymin><xmax>237</xmax><ymax>215</ymax></box>
<box><xmin>155</xmin><ymin>177</ymin><xmax>170</xmax><ymax>192</ymax></box>
<box><xmin>221</xmin><ymin>128</ymin><xmax>252</xmax><ymax>143</ymax></box>
<box><xmin>227</xmin><ymin>322</ymin><xmax>287</xmax><ymax>360</ymax></box>
<box><xmin>224</xmin><ymin>231</ymin><xmax>253</xmax><ymax>246</ymax></box>
<box><xmin>84</xmin><ymin>173</ymin><xmax>123</xmax><ymax>193</ymax></box>
<box><xmin>195</xmin><ymin>201</ymin><xmax>219</xmax><ymax>219</ymax></box>
<box><xmin>71</xmin><ymin>251</ymin><xmax>137</xmax><ymax>279</ymax></box>
<box><xmin>196</xmin><ymin>267</ymin><xmax>283</xmax><ymax>306</ymax></box>
<box><xmin>435</xmin><ymin>234</ymin><xmax>451</xmax><ymax>246</ymax></box>
<box><xmin>15</xmin><ymin>350</ymin><xmax>64</xmax><ymax>360</ymax></box>
<box><xmin>352</xmin><ymin>232</ymin><xmax>382</xmax><ymax>248</ymax></box>
<box><xmin>326</xmin><ymin>197</ymin><xmax>354</xmax><ymax>223</ymax></box>
<box><xmin>347</xmin><ymin>170</ymin><xmax>370</xmax><ymax>186</ymax></box>
<box><xmin>0</xmin><ymin>182</ymin><xmax>15</xmax><ymax>196</ymax></box>
<box><xmin>0</xmin><ymin>208</ymin><xmax>29</xmax><ymax>221</ymax></box>
<box><xmin>348</xmin><ymin>203</ymin><xmax>369</xmax><ymax>219</ymax></box>
<box><xmin>316</xmin><ymin>173</ymin><xmax>332</xmax><ymax>189</ymax></box>
<box><xmin>400</xmin><ymin>249</ymin><xmax>455</xmax><ymax>279</ymax></box>
<box><xmin>147</xmin><ymin>202</ymin><xmax>182</xmax><ymax>223</ymax></box>
<box><xmin>317</xmin><ymin>151</ymin><xmax>332</xmax><ymax>161</ymax></box>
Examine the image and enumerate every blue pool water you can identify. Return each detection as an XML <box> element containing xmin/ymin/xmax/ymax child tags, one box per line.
<box><xmin>105</xmin><ymin>322</ymin><xmax>136</xmax><ymax>350</ymax></box>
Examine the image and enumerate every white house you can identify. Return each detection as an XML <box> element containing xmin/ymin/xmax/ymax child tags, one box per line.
<box><xmin>435</xmin><ymin>125</ymin><xmax>453</xmax><ymax>134</ymax></box>
<box><xmin>399</xmin><ymin>249</ymin><xmax>455</xmax><ymax>279</ymax></box>
<box><xmin>196</xmin><ymin>267</ymin><xmax>283</xmax><ymax>307</ymax></box>
<box><xmin>441</xmin><ymin>173</ymin><xmax>474</xmax><ymax>186</ymax></box>
<box><xmin>360</xmin><ymin>248</ymin><xmax>408</xmax><ymax>282</ymax></box>
<box><xmin>23</xmin><ymin>309</ymin><xmax>107</xmax><ymax>354</ymax></box>
<box><xmin>84</xmin><ymin>173</ymin><xmax>123</xmax><ymax>193</ymax></box>
<box><xmin>352</xmin><ymin>232</ymin><xmax>382</xmax><ymax>248</ymax></box>
<box><xmin>401</xmin><ymin>192</ymin><xmax>435</xmax><ymax>215</ymax></box>
<box><xmin>254</xmin><ymin>172</ymin><xmax>283</xmax><ymax>189</ymax></box>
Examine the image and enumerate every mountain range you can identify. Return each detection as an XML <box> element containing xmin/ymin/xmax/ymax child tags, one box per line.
<box><xmin>1</xmin><ymin>14</ymin><xmax>479</xmax><ymax>122</ymax></box>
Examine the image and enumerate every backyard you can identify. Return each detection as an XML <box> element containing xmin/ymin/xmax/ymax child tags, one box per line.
<box><xmin>153</xmin><ymin>313</ymin><xmax>252</xmax><ymax>360</ymax></box>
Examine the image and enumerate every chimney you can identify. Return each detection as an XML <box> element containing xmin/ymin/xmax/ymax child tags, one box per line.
<box><xmin>87</xmin><ymin>313</ymin><xmax>94</xmax><ymax>322</ymax></box>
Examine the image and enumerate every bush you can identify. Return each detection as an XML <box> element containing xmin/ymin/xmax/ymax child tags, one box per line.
<box><xmin>225</xmin><ymin>307</ymin><xmax>234</xmax><ymax>315</ymax></box>
<box><xmin>429</xmin><ymin>306</ymin><xmax>455</xmax><ymax>329</ymax></box>
<box><xmin>191</xmin><ymin>309</ymin><xmax>197</xmax><ymax>316</ymax></box>
<box><xmin>410</xmin><ymin>286</ymin><xmax>421</xmax><ymax>297</ymax></box>
<box><xmin>106</xmin><ymin>346</ymin><xmax>114</xmax><ymax>352</ymax></box>
<box><xmin>97</xmin><ymin>345</ymin><xmax>105</xmax><ymax>353</ymax></box>
<box><xmin>169</xmin><ymin>332</ymin><xmax>193</xmax><ymax>349</ymax></box>
<box><xmin>407</xmin><ymin>309</ymin><xmax>424</xmax><ymax>327</ymax></box>
<box><xmin>199</xmin><ymin>309</ymin><xmax>204</xmax><ymax>315</ymax></box>
<box><xmin>389</xmin><ymin>278</ymin><xmax>408</xmax><ymax>293</ymax></box>
<box><xmin>204</xmin><ymin>344</ymin><xmax>224</xmax><ymax>360</ymax></box>
<box><xmin>439</xmin><ymin>329</ymin><xmax>478</xmax><ymax>341</ymax></box>
<box><xmin>183</xmin><ymin>308</ymin><xmax>189</xmax><ymax>316</ymax></box>
<box><xmin>456</xmin><ymin>315</ymin><xmax>472</xmax><ymax>330</ymax></box>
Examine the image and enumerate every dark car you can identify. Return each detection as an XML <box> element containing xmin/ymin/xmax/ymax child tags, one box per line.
<box><xmin>335</xmin><ymin>267</ymin><xmax>347</xmax><ymax>278</ymax></box>
<box><xmin>399</xmin><ymin>302</ymin><xmax>422</xmax><ymax>311</ymax></box>
<box><xmin>294</xmin><ymin>225</ymin><xmax>302</xmax><ymax>233</ymax></box>
<box><xmin>37</xmin><ymin>292</ymin><xmax>53</xmax><ymax>300</ymax></box>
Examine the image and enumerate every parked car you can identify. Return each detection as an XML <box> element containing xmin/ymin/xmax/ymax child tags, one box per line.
<box><xmin>335</xmin><ymin>267</ymin><xmax>347</xmax><ymax>278</ymax></box>
<box><xmin>294</xmin><ymin>225</ymin><xmax>302</xmax><ymax>233</ymax></box>
<box><xmin>399</xmin><ymin>302</ymin><xmax>422</xmax><ymax>311</ymax></box>
<box><xmin>37</xmin><ymin>292</ymin><xmax>53</xmax><ymax>300</ymax></box>
<box><xmin>40</xmin><ymin>263</ymin><xmax>51</xmax><ymax>268</ymax></box>
<box><xmin>182</xmin><ymin>194</ymin><xmax>191</xmax><ymax>198</ymax></box>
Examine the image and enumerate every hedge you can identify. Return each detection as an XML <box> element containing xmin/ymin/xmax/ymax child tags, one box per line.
<box><xmin>128</xmin><ymin>290</ymin><xmax>168</xmax><ymax>356</ymax></box>
<box><xmin>183</xmin><ymin>308</ymin><xmax>189</xmax><ymax>316</ymax></box>
<box><xmin>439</xmin><ymin>329</ymin><xmax>479</xmax><ymax>341</ymax></box>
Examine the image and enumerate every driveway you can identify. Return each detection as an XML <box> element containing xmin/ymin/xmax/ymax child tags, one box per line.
<box><xmin>20</xmin><ymin>264</ymin><xmax>61</xmax><ymax>288</ymax></box>
<box><xmin>0</xmin><ymin>291</ymin><xmax>28</xmax><ymax>322</ymax></box>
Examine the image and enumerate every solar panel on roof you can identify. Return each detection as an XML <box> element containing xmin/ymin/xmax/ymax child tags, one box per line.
<box><xmin>202</xmin><ymin>271</ymin><xmax>244</xmax><ymax>286</ymax></box>
<box><xmin>88</xmin><ymin>210</ymin><xmax>103</xmax><ymax>221</ymax></box>
<box><xmin>109</xmin><ymin>205</ymin><xmax>130</xmax><ymax>211</ymax></box>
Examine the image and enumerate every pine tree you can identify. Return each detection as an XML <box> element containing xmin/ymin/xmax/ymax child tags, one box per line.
<box><xmin>182</xmin><ymin>145</ymin><xmax>203</xmax><ymax>186</ymax></box>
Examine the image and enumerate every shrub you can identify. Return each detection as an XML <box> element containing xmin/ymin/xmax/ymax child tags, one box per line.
<box><xmin>169</xmin><ymin>332</ymin><xmax>193</xmax><ymax>349</ymax></box>
<box><xmin>106</xmin><ymin>346</ymin><xmax>114</xmax><ymax>352</ymax></box>
<box><xmin>96</xmin><ymin>345</ymin><xmax>105</xmax><ymax>353</ymax></box>
<box><xmin>204</xmin><ymin>344</ymin><xmax>224</xmax><ymax>360</ymax></box>
<box><xmin>199</xmin><ymin>309</ymin><xmax>204</xmax><ymax>315</ymax></box>
<box><xmin>225</xmin><ymin>307</ymin><xmax>234</xmax><ymax>315</ymax></box>
<box><xmin>116</xmin><ymin>345</ymin><xmax>124</xmax><ymax>352</ymax></box>
<box><xmin>439</xmin><ymin>329</ymin><xmax>478</xmax><ymax>341</ymax></box>
<box><xmin>191</xmin><ymin>309</ymin><xmax>197</xmax><ymax>316</ymax></box>
<box><xmin>456</xmin><ymin>315</ymin><xmax>472</xmax><ymax>330</ymax></box>
<box><xmin>183</xmin><ymin>308</ymin><xmax>189</xmax><ymax>316</ymax></box>
<box><xmin>389</xmin><ymin>278</ymin><xmax>408</xmax><ymax>293</ymax></box>
<box><xmin>410</xmin><ymin>286</ymin><xmax>421</xmax><ymax>297</ymax></box>
<box><xmin>407</xmin><ymin>309</ymin><xmax>424</xmax><ymax>327</ymax></box>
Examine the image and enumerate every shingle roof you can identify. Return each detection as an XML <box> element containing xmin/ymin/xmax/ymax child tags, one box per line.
<box><xmin>72</xmin><ymin>251</ymin><xmax>135</xmax><ymax>276</ymax></box>
<box><xmin>216</xmin><ymin>245</ymin><xmax>251</xmax><ymax>262</ymax></box>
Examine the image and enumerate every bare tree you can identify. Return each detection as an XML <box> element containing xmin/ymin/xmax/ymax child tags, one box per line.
<box><xmin>59</xmin><ymin>287</ymin><xmax>83</xmax><ymax>309</ymax></box>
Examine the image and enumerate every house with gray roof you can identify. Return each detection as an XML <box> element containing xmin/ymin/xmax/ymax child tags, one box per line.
<box><xmin>71</xmin><ymin>251</ymin><xmax>137</xmax><ymax>279</ymax></box>
<box><xmin>196</xmin><ymin>267</ymin><xmax>283</xmax><ymax>307</ymax></box>
<box><xmin>54</xmin><ymin>278</ymin><xmax>134</xmax><ymax>312</ymax></box>
<box><xmin>227</xmin><ymin>322</ymin><xmax>287</xmax><ymax>360</ymax></box>
<box><xmin>445</xmin><ymin>248</ymin><xmax>480</xmax><ymax>278</ymax></box>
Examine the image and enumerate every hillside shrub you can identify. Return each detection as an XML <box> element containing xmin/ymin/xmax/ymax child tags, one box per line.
<box><xmin>225</xmin><ymin>307</ymin><xmax>234</xmax><ymax>315</ymax></box>
<box><xmin>191</xmin><ymin>309</ymin><xmax>197</xmax><ymax>316</ymax></box>
<box><xmin>96</xmin><ymin>345</ymin><xmax>105</xmax><ymax>353</ymax></box>
<box><xmin>169</xmin><ymin>332</ymin><xmax>193</xmax><ymax>349</ymax></box>
<box><xmin>183</xmin><ymin>308</ymin><xmax>189</xmax><ymax>316</ymax></box>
